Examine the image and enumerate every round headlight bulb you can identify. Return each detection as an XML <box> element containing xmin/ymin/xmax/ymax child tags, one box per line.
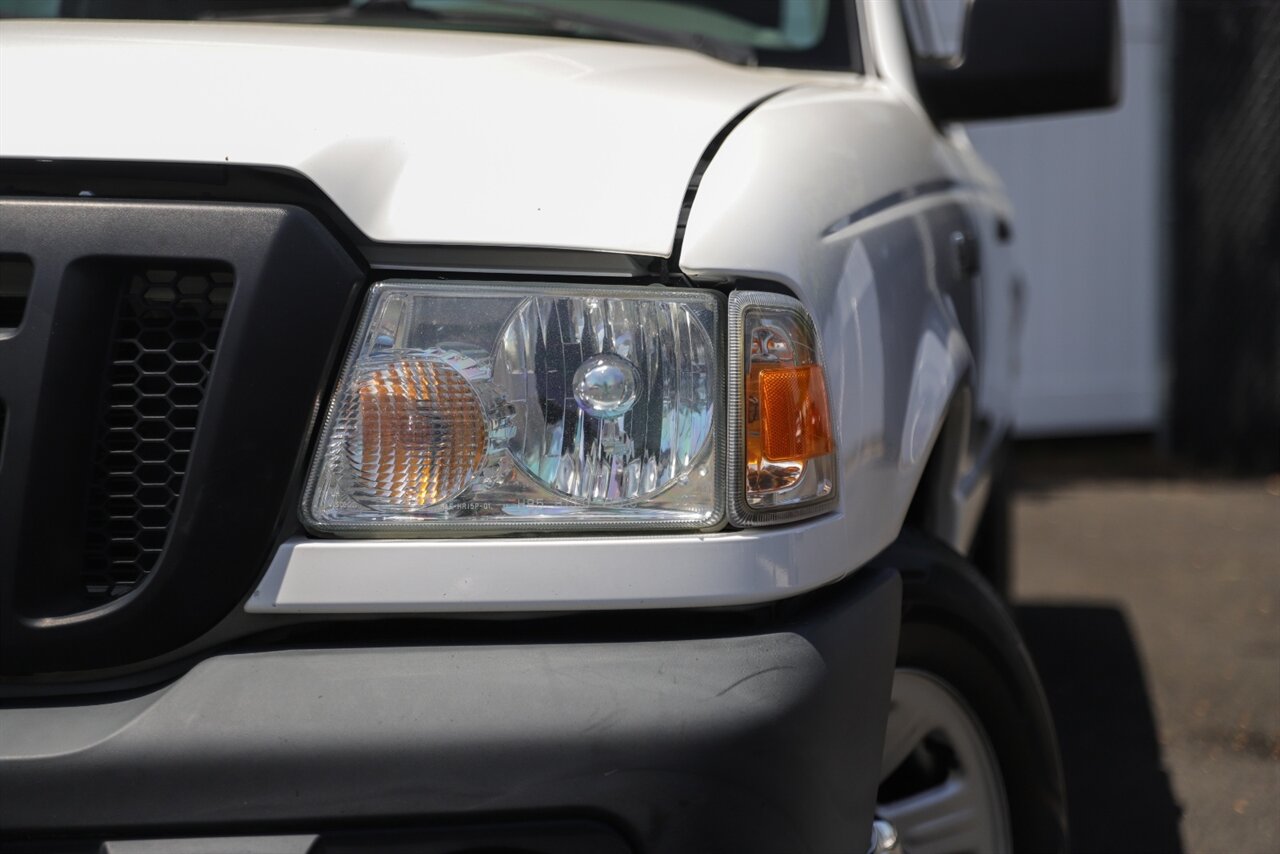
<box><xmin>494</xmin><ymin>295</ymin><xmax>715</xmax><ymax>504</ymax></box>
<box><xmin>573</xmin><ymin>354</ymin><xmax>640</xmax><ymax>419</ymax></box>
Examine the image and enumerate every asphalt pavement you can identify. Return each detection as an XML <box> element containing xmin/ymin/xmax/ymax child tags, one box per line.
<box><xmin>1010</xmin><ymin>438</ymin><xmax>1279</xmax><ymax>854</ymax></box>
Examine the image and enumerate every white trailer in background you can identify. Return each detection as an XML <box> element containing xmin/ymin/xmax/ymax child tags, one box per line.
<box><xmin>968</xmin><ymin>0</ymin><xmax>1169</xmax><ymax>436</ymax></box>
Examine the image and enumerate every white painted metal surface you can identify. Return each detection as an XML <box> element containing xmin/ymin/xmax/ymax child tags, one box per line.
<box><xmin>248</xmin><ymin>1</ymin><xmax>1024</xmax><ymax>613</ymax></box>
<box><xmin>2</xmin><ymin>9</ymin><xmax>1027</xmax><ymax>613</ymax></box>
<box><xmin>965</xmin><ymin>0</ymin><xmax>1168</xmax><ymax>434</ymax></box>
<box><xmin>679</xmin><ymin>79</ymin><xmax>1014</xmax><ymax>558</ymax></box>
<box><xmin>252</xmin><ymin>79</ymin><xmax>1016</xmax><ymax>613</ymax></box>
<box><xmin>0</xmin><ymin>19</ymin><xmax>793</xmax><ymax>257</ymax></box>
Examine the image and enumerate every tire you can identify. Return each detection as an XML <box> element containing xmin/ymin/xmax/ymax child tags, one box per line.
<box><xmin>875</xmin><ymin>531</ymin><xmax>1068</xmax><ymax>854</ymax></box>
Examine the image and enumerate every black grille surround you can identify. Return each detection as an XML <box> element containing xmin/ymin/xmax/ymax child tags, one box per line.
<box><xmin>85</xmin><ymin>266</ymin><xmax>233</xmax><ymax>599</ymax></box>
<box><xmin>0</xmin><ymin>198</ymin><xmax>364</xmax><ymax>676</ymax></box>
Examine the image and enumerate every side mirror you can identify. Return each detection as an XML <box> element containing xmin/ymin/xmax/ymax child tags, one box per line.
<box><xmin>913</xmin><ymin>0</ymin><xmax>1121</xmax><ymax>122</ymax></box>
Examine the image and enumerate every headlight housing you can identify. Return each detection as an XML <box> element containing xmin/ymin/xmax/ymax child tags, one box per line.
<box><xmin>303</xmin><ymin>282</ymin><xmax>836</xmax><ymax>536</ymax></box>
<box><xmin>728</xmin><ymin>291</ymin><xmax>838</xmax><ymax>526</ymax></box>
<box><xmin>303</xmin><ymin>282</ymin><xmax>723</xmax><ymax>534</ymax></box>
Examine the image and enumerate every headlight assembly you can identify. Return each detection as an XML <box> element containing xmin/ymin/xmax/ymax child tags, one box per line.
<box><xmin>303</xmin><ymin>282</ymin><xmax>723</xmax><ymax>533</ymax></box>
<box><xmin>303</xmin><ymin>282</ymin><xmax>835</xmax><ymax>536</ymax></box>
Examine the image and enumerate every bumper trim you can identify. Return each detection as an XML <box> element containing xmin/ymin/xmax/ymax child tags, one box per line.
<box><xmin>249</xmin><ymin>513</ymin><xmax>877</xmax><ymax>613</ymax></box>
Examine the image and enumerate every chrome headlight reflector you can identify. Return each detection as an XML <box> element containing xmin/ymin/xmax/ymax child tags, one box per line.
<box><xmin>304</xmin><ymin>282</ymin><xmax>723</xmax><ymax>534</ymax></box>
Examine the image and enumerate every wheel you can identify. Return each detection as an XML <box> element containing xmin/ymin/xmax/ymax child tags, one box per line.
<box><xmin>876</xmin><ymin>667</ymin><xmax>1013</xmax><ymax>853</ymax></box>
<box><xmin>874</xmin><ymin>532</ymin><xmax>1068</xmax><ymax>853</ymax></box>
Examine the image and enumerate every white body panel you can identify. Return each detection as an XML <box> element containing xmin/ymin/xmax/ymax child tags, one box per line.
<box><xmin>0</xmin><ymin>20</ymin><xmax>791</xmax><ymax>256</ymax></box>
<box><xmin>252</xmin><ymin>78</ymin><xmax>1018</xmax><ymax>613</ymax></box>
<box><xmin>680</xmin><ymin>83</ymin><xmax>1012</xmax><ymax>575</ymax></box>
<box><xmin>2</xmin><ymin>10</ymin><xmax>1018</xmax><ymax>612</ymax></box>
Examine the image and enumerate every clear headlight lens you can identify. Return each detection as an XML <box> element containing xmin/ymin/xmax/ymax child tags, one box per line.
<box><xmin>495</xmin><ymin>294</ymin><xmax>716</xmax><ymax>504</ymax></box>
<box><xmin>728</xmin><ymin>291</ymin><xmax>837</xmax><ymax>526</ymax></box>
<box><xmin>304</xmin><ymin>282</ymin><xmax>722</xmax><ymax>534</ymax></box>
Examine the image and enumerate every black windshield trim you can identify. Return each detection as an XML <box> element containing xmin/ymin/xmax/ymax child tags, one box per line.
<box><xmin>40</xmin><ymin>0</ymin><xmax>862</xmax><ymax>72</ymax></box>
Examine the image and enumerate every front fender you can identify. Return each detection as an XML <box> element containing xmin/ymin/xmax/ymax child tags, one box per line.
<box><xmin>680</xmin><ymin>83</ymin><xmax>980</xmax><ymax>563</ymax></box>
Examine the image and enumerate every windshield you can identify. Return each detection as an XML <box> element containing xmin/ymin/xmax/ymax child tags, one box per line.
<box><xmin>0</xmin><ymin>0</ymin><xmax>858</xmax><ymax>70</ymax></box>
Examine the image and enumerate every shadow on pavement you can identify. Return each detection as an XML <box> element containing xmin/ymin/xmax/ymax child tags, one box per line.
<box><xmin>1016</xmin><ymin>603</ymin><xmax>1185</xmax><ymax>853</ymax></box>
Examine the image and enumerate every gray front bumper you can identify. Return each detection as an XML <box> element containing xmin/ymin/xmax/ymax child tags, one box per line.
<box><xmin>0</xmin><ymin>567</ymin><xmax>899</xmax><ymax>854</ymax></box>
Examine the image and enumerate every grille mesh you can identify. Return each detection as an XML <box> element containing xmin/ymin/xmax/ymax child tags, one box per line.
<box><xmin>83</xmin><ymin>266</ymin><xmax>233</xmax><ymax>599</ymax></box>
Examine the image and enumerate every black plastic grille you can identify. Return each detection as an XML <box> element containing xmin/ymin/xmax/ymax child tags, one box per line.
<box><xmin>0</xmin><ymin>254</ymin><xmax>33</xmax><ymax>330</ymax></box>
<box><xmin>83</xmin><ymin>266</ymin><xmax>233</xmax><ymax>598</ymax></box>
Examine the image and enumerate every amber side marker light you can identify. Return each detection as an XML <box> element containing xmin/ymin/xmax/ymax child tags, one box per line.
<box><xmin>730</xmin><ymin>291</ymin><xmax>838</xmax><ymax>525</ymax></box>
<box><xmin>753</xmin><ymin>363</ymin><xmax>835</xmax><ymax>462</ymax></box>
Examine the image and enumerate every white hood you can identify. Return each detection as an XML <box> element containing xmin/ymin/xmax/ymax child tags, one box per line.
<box><xmin>0</xmin><ymin>20</ymin><xmax>796</xmax><ymax>256</ymax></box>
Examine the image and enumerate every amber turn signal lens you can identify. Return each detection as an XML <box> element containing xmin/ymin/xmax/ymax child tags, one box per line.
<box><xmin>343</xmin><ymin>356</ymin><xmax>488</xmax><ymax>510</ymax></box>
<box><xmin>754</xmin><ymin>364</ymin><xmax>834</xmax><ymax>462</ymax></box>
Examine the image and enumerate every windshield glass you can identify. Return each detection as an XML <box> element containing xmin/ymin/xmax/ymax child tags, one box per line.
<box><xmin>0</xmin><ymin>0</ymin><xmax>857</xmax><ymax>70</ymax></box>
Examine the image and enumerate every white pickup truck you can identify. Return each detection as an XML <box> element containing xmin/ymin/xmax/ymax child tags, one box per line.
<box><xmin>0</xmin><ymin>1</ymin><xmax>1118</xmax><ymax>852</ymax></box>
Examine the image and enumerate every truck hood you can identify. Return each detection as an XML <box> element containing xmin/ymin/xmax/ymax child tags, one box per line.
<box><xmin>0</xmin><ymin>20</ymin><xmax>797</xmax><ymax>257</ymax></box>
